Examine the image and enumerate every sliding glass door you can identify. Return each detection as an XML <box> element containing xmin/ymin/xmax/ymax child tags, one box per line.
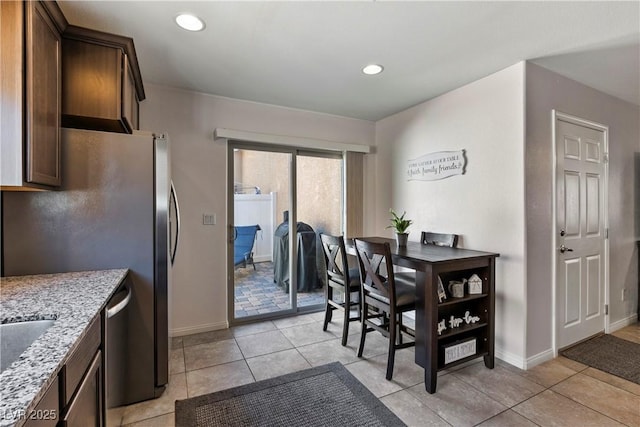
<box><xmin>228</xmin><ymin>144</ymin><xmax>343</xmax><ymax>324</ymax></box>
<box><xmin>295</xmin><ymin>153</ymin><xmax>343</xmax><ymax>309</ymax></box>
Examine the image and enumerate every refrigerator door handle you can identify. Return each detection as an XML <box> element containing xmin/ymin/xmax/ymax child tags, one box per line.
<box><xmin>170</xmin><ymin>181</ymin><xmax>180</xmax><ymax>265</ymax></box>
<box><xmin>107</xmin><ymin>283</ymin><xmax>132</xmax><ymax>319</ymax></box>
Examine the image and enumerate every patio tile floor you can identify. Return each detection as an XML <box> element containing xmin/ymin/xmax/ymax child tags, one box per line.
<box><xmin>234</xmin><ymin>261</ymin><xmax>325</xmax><ymax>318</ymax></box>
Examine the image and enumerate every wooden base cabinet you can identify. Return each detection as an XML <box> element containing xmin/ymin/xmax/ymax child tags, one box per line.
<box><xmin>21</xmin><ymin>314</ymin><xmax>103</xmax><ymax>427</ymax></box>
<box><xmin>415</xmin><ymin>255</ymin><xmax>497</xmax><ymax>394</ymax></box>
<box><xmin>62</xmin><ymin>26</ymin><xmax>145</xmax><ymax>134</ymax></box>
<box><xmin>63</xmin><ymin>352</ymin><xmax>102</xmax><ymax>427</ymax></box>
<box><xmin>1</xmin><ymin>1</ymin><xmax>66</xmax><ymax>189</ymax></box>
<box><xmin>61</xmin><ymin>315</ymin><xmax>103</xmax><ymax>427</ymax></box>
<box><xmin>23</xmin><ymin>377</ymin><xmax>59</xmax><ymax>427</ymax></box>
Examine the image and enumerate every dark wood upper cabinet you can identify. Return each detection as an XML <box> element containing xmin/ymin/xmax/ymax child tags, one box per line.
<box><xmin>0</xmin><ymin>1</ymin><xmax>65</xmax><ymax>189</ymax></box>
<box><xmin>61</xmin><ymin>26</ymin><xmax>145</xmax><ymax>134</ymax></box>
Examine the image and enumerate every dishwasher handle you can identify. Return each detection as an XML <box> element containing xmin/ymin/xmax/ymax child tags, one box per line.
<box><xmin>107</xmin><ymin>284</ymin><xmax>132</xmax><ymax>319</ymax></box>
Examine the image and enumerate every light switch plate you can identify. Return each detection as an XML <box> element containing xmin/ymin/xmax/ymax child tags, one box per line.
<box><xmin>203</xmin><ymin>214</ymin><xmax>216</xmax><ymax>225</ymax></box>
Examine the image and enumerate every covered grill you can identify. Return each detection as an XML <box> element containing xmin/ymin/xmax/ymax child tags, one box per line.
<box><xmin>273</xmin><ymin>212</ymin><xmax>322</xmax><ymax>292</ymax></box>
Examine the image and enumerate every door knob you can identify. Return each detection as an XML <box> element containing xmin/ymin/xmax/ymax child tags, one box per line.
<box><xmin>560</xmin><ymin>229</ymin><xmax>566</xmax><ymax>236</ymax></box>
<box><xmin>559</xmin><ymin>245</ymin><xmax>573</xmax><ymax>253</ymax></box>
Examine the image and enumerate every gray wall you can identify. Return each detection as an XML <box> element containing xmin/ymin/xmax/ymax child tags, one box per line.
<box><xmin>525</xmin><ymin>62</ymin><xmax>639</xmax><ymax>358</ymax></box>
<box><xmin>140</xmin><ymin>84</ymin><xmax>374</xmax><ymax>335</ymax></box>
<box><xmin>372</xmin><ymin>63</ymin><xmax>528</xmax><ymax>365</ymax></box>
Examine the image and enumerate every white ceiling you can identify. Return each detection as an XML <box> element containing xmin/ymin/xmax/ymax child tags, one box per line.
<box><xmin>58</xmin><ymin>1</ymin><xmax>640</xmax><ymax>121</ymax></box>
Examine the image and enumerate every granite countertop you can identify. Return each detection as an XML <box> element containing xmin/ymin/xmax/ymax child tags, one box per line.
<box><xmin>0</xmin><ymin>269</ymin><xmax>128</xmax><ymax>427</ymax></box>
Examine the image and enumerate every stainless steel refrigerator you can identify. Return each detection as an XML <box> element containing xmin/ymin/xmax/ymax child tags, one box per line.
<box><xmin>2</xmin><ymin>128</ymin><xmax>173</xmax><ymax>415</ymax></box>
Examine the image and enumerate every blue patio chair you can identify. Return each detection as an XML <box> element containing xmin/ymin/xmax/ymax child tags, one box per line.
<box><xmin>234</xmin><ymin>225</ymin><xmax>261</xmax><ymax>269</ymax></box>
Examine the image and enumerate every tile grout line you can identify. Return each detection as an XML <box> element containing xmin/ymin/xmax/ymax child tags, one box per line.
<box><xmin>471</xmin><ymin>407</ymin><xmax>542</xmax><ymax>427</ymax></box>
<box><xmin>494</xmin><ymin>365</ymin><xmax>583</xmax><ymax>423</ymax></box>
<box><xmin>506</xmin><ymin>367</ymin><xmax>632</xmax><ymax>427</ymax></box>
<box><xmin>443</xmin><ymin>370</ymin><xmax>514</xmax><ymax>424</ymax></box>
<box><xmin>383</xmin><ymin>388</ymin><xmax>454</xmax><ymax>427</ymax></box>
<box><xmin>162</xmin><ymin>322</ymin><xmax>640</xmax><ymax>426</ymax></box>
<box><xmin>549</xmin><ymin>370</ymin><xmax>638</xmax><ymax>427</ymax></box>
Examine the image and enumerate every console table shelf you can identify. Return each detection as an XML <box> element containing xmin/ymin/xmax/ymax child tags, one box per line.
<box><xmin>439</xmin><ymin>293</ymin><xmax>487</xmax><ymax>307</ymax></box>
<box><xmin>413</xmin><ymin>248</ymin><xmax>499</xmax><ymax>394</ymax></box>
<box><xmin>438</xmin><ymin>322</ymin><xmax>488</xmax><ymax>340</ymax></box>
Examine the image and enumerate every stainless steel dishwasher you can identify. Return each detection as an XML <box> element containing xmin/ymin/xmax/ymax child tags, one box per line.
<box><xmin>105</xmin><ymin>277</ymin><xmax>132</xmax><ymax>427</ymax></box>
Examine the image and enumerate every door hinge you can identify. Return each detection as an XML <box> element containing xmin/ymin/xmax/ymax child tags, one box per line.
<box><xmin>605</xmin><ymin>228</ymin><xmax>609</xmax><ymax>239</ymax></box>
<box><xmin>605</xmin><ymin>304</ymin><xmax>609</xmax><ymax>315</ymax></box>
<box><xmin>603</xmin><ymin>152</ymin><xmax>609</xmax><ymax>163</ymax></box>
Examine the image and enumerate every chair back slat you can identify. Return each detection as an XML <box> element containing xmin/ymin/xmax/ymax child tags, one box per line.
<box><xmin>320</xmin><ymin>234</ymin><xmax>351</xmax><ymax>286</ymax></box>
<box><xmin>354</xmin><ymin>238</ymin><xmax>397</xmax><ymax>304</ymax></box>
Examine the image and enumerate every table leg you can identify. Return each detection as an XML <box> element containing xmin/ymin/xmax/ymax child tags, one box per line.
<box><xmin>424</xmin><ymin>369</ymin><xmax>437</xmax><ymax>394</ymax></box>
<box><xmin>484</xmin><ymin>353</ymin><xmax>494</xmax><ymax>369</ymax></box>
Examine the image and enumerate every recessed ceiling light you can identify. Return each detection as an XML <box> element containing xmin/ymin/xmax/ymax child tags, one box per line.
<box><xmin>175</xmin><ymin>13</ymin><xmax>205</xmax><ymax>32</ymax></box>
<box><xmin>362</xmin><ymin>64</ymin><xmax>384</xmax><ymax>75</ymax></box>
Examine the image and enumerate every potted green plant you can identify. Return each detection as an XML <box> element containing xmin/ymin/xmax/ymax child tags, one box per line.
<box><xmin>387</xmin><ymin>209</ymin><xmax>412</xmax><ymax>246</ymax></box>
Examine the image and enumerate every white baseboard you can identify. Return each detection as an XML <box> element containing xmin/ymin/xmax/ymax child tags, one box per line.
<box><xmin>495</xmin><ymin>347</ymin><xmax>527</xmax><ymax>370</ymax></box>
<box><xmin>520</xmin><ymin>315</ymin><xmax>639</xmax><ymax>365</ymax></box>
<box><xmin>609</xmin><ymin>313</ymin><xmax>638</xmax><ymax>333</ymax></box>
<box><xmin>524</xmin><ymin>348</ymin><xmax>555</xmax><ymax>369</ymax></box>
<box><xmin>170</xmin><ymin>320</ymin><xmax>229</xmax><ymax>337</ymax></box>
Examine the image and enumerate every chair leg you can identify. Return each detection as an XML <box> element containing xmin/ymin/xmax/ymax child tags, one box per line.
<box><xmin>323</xmin><ymin>287</ymin><xmax>333</xmax><ymax>331</ymax></box>
<box><xmin>341</xmin><ymin>289</ymin><xmax>350</xmax><ymax>346</ymax></box>
<box><xmin>357</xmin><ymin>302</ymin><xmax>367</xmax><ymax>357</ymax></box>
<box><xmin>397</xmin><ymin>312</ymin><xmax>403</xmax><ymax>345</ymax></box>
<box><xmin>386</xmin><ymin>311</ymin><xmax>397</xmax><ymax>380</ymax></box>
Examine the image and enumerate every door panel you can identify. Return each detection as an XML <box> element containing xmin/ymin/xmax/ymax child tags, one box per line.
<box><xmin>229</xmin><ymin>146</ymin><xmax>344</xmax><ymax>321</ymax></box>
<box><xmin>556</xmin><ymin>116</ymin><xmax>607</xmax><ymax>348</ymax></box>
<box><xmin>586</xmin><ymin>255</ymin><xmax>601</xmax><ymax>318</ymax></box>
<box><xmin>585</xmin><ymin>139</ymin><xmax>600</xmax><ymax>162</ymax></box>
<box><xmin>564</xmin><ymin>258</ymin><xmax>581</xmax><ymax>325</ymax></box>
<box><xmin>231</xmin><ymin>148</ymin><xmax>293</xmax><ymax>320</ymax></box>
<box><xmin>564</xmin><ymin>136</ymin><xmax>580</xmax><ymax>159</ymax></box>
<box><xmin>295</xmin><ymin>154</ymin><xmax>343</xmax><ymax>309</ymax></box>
<box><xmin>564</xmin><ymin>172</ymin><xmax>580</xmax><ymax>236</ymax></box>
<box><xmin>586</xmin><ymin>174</ymin><xmax>600</xmax><ymax>235</ymax></box>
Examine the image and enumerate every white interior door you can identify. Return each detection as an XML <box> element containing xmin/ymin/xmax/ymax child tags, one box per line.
<box><xmin>555</xmin><ymin>113</ymin><xmax>608</xmax><ymax>349</ymax></box>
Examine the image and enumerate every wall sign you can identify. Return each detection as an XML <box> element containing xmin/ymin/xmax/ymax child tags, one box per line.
<box><xmin>407</xmin><ymin>150</ymin><xmax>467</xmax><ymax>181</ymax></box>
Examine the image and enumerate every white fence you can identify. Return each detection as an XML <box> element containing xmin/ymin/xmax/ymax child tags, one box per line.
<box><xmin>234</xmin><ymin>192</ymin><xmax>277</xmax><ymax>262</ymax></box>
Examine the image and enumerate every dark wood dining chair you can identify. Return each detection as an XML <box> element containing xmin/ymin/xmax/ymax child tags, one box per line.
<box><xmin>420</xmin><ymin>231</ymin><xmax>459</xmax><ymax>248</ymax></box>
<box><xmin>353</xmin><ymin>238</ymin><xmax>416</xmax><ymax>380</ymax></box>
<box><xmin>320</xmin><ymin>234</ymin><xmax>361</xmax><ymax>346</ymax></box>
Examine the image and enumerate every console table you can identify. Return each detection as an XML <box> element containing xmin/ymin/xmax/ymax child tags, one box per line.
<box><xmin>348</xmin><ymin>237</ymin><xmax>499</xmax><ymax>393</ymax></box>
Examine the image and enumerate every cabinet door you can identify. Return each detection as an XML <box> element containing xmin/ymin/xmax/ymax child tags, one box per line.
<box><xmin>121</xmin><ymin>54</ymin><xmax>136</xmax><ymax>132</ymax></box>
<box><xmin>25</xmin><ymin>1</ymin><xmax>61</xmax><ymax>186</ymax></box>
<box><xmin>63</xmin><ymin>351</ymin><xmax>103</xmax><ymax>427</ymax></box>
<box><xmin>23</xmin><ymin>377</ymin><xmax>59</xmax><ymax>427</ymax></box>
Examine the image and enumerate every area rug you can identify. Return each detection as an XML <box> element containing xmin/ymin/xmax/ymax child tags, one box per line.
<box><xmin>175</xmin><ymin>362</ymin><xmax>405</xmax><ymax>427</ymax></box>
<box><xmin>561</xmin><ymin>334</ymin><xmax>640</xmax><ymax>384</ymax></box>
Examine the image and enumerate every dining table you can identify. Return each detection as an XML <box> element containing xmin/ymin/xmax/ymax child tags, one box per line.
<box><xmin>346</xmin><ymin>236</ymin><xmax>500</xmax><ymax>393</ymax></box>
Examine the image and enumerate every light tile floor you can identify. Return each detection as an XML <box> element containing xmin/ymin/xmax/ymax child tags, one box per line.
<box><xmin>119</xmin><ymin>317</ymin><xmax>640</xmax><ymax>426</ymax></box>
